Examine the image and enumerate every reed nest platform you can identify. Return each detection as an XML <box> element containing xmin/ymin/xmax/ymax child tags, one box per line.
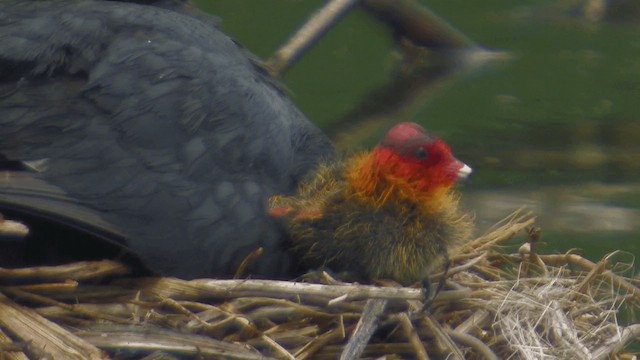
<box><xmin>0</xmin><ymin>211</ymin><xmax>639</xmax><ymax>359</ymax></box>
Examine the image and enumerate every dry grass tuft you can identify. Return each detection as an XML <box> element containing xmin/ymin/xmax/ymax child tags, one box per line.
<box><xmin>0</xmin><ymin>209</ymin><xmax>639</xmax><ymax>359</ymax></box>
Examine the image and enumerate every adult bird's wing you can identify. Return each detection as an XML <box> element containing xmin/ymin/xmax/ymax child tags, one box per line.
<box><xmin>0</xmin><ymin>171</ymin><xmax>126</xmax><ymax>244</ymax></box>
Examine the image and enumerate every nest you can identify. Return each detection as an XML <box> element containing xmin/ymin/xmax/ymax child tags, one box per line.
<box><xmin>0</xmin><ymin>210</ymin><xmax>639</xmax><ymax>359</ymax></box>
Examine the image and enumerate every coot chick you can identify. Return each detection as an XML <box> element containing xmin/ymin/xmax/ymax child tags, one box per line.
<box><xmin>270</xmin><ymin>122</ymin><xmax>473</xmax><ymax>285</ymax></box>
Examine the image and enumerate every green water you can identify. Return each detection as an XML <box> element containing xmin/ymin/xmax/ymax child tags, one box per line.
<box><xmin>195</xmin><ymin>1</ymin><xmax>640</xmax><ymax>262</ymax></box>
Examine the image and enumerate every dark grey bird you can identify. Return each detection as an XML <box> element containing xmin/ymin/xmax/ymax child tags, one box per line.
<box><xmin>0</xmin><ymin>0</ymin><xmax>333</xmax><ymax>279</ymax></box>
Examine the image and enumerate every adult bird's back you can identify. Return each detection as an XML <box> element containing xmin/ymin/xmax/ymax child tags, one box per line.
<box><xmin>0</xmin><ymin>0</ymin><xmax>333</xmax><ymax>278</ymax></box>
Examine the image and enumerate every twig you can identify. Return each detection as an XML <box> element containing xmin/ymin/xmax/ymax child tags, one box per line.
<box><xmin>2</xmin><ymin>287</ymin><xmax>132</xmax><ymax>324</ymax></box>
<box><xmin>433</xmin><ymin>252</ymin><xmax>486</xmax><ymax>280</ymax></box>
<box><xmin>362</xmin><ymin>0</ymin><xmax>475</xmax><ymax>49</ymax></box>
<box><xmin>234</xmin><ymin>247</ymin><xmax>263</xmax><ymax>279</ymax></box>
<box><xmin>573</xmin><ymin>256</ymin><xmax>608</xmax><ymax>295</ymax></box>
<box><xmin>339</xmin><ymin>298</ymin><xmax>387</xmax><ymax>360</ymax></box>
<box><xmin>295</xmin><ymin>326</ymin><xmax>346</xmax><ymax>360</ymax></box>
<box><xmin>75</xmin><ymin>326</ymin><xmax>264</xmax><ymax>360</ymax></box>
<box><xmin>259</xmin><ymin>335</ymin><xmax>295</xmax><ymax>360</ymax></box>
<box><xmin>457</xmin><ymin>210</ymin><xmax>535</xmax><ymax>254</ymax></box>
<box><xmin>0</xmin><ymin>327</ymin><xmax>29</xmax><ymax>360</ymax></box>
<box><xmin>454</xmin><ymin>309</ymin><xmax>490</xmax><ymax>334</ymax></box>
<box><xmin>420</xmin><ymin>313</ymin><xmax>464</xmax><ymax>360</ymax></box>
<box><xmin>445</xmin><ymin>329</ymin><xmax>499</xmax><ymax>360</ymax></box>
<box><xmin>538</xmin><ymin>253</ymin><xmax>640</xmax><ymax>305</ymax></box>
<box><xmin>397</xmin><ymin>312</ymin><xmax>429</xmax><ymax>360</ymax></box>
<box><xmin>0</xmin><ymin>217</ymin><xmax>28</xmax><ymax>238</ymax></box>
<box><xmin>0</xmin><ymin>292</ymin><xmax>104</xmax><ymax>360</ymax></box>
<box><xmin>118</xmin><ymin>278</ymin><xmax>424</xmax><ymax>303</ymax></box>
<box><xmin>266</xmin><ymin>0</ymin><xmax>360</xmax><ymax>77</ymax></box>
<box><xmin>592</xmin><ymin>324</ymin><xmax>640</xmax><ymax>360</ymax></box>
<box><xmin>0</xmin><ymin>260</ymin><xmax>130</xmax><ymax>282</ymax></box>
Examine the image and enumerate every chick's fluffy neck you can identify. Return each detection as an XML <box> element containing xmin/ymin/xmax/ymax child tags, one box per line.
<box><xmin>344</xmin><ymin>148</ymin><xmax>457</xmax><ymax>215</ymax></box>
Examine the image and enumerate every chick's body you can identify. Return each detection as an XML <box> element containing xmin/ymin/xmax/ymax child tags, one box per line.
<box><xmin>271</xmin><ymin>123</ymin><xmax>473</xmax><ymax>285</ymax></box>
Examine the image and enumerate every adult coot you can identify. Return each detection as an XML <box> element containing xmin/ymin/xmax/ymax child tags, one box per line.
<box><xmin>0</xmin><ymin>0</ymin><xmax>333</xmax><ymax>279</ymax></box>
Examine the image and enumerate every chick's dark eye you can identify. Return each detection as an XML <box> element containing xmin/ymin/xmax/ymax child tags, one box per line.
<box><xmin>413</xmin><ymin>147</ymin><xmax>428</xmax><ymax>160</ymax></box>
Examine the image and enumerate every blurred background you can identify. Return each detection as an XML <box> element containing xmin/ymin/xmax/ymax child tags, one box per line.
<box><xmin>193</xmin><ymin>0</ymin><xmax>640</xmax><ymax>262</ymax></box>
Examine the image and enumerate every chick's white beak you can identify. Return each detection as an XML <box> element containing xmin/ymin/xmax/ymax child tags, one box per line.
<box><xmin>457</xmin><ymin>163</ymin><xmax>473</xmax><ymax>180</ymax></box>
